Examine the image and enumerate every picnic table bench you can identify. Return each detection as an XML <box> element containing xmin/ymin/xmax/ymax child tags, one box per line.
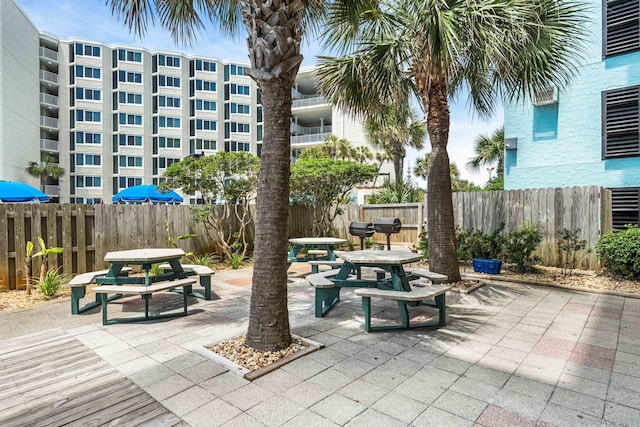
<box><xmin>68</xmin><ymin>267</ymin><xmax>132</xmax><ymax>314</ymax></box>
<box><xmin>158</xmin><ymin>263</ymin><xmax>215</xmax><ymax>300</ymax></box>
<box><xmin>93</xmin><ymin>278</ymin><xmax>196</xmax><ymax>325</ymax></box>
<box><xmin>354</xmin><ymin>284</ymin><xmax>450</xmax><ymax>332</ymax></box>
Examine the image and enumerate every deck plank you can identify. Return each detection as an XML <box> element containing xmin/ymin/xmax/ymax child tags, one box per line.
<box><xmin>0</xmin><ymin>329</ymin><xmax>185</xmax><ymax>427</ymax></box>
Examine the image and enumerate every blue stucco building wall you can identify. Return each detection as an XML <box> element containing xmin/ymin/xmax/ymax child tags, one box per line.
<box><xmin>504</xmin><ymin>1</ymin><xmax>640</xmax><ymax>190</ymax></box>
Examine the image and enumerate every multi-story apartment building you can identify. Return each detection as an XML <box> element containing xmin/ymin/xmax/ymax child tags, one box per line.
<box><xmin>503</xmin><ymin>0</ymin><xmax>640</xmax><ymax>227</ymax></box>
<box><xmin>2</xmin><ymin>0</ymin><xmax>386</xmax><ymax>204</ymax></box>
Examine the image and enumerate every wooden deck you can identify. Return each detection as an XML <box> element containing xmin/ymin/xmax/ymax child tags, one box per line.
<box><xmin>0</xmin><ymin>329</ymin><xmax>186</xmax><ymax>427</ymax></box>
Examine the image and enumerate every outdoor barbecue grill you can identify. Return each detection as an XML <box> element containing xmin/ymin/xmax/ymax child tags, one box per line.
<box><xmin>349</xmin><ymin>222</ymin><xmax>375</xmax><ymax>250</ymax></box>
<box><xmin>373</xmin><ymin>217</ymin><xmax>402</xmax><ymax>250</ymax></box>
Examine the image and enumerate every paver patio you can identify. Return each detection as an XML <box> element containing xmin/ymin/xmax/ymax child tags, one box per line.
<box><xmin>1</xmin><ymin>262</ymin><xmax>639</xmax><ymax>426</ymax></box>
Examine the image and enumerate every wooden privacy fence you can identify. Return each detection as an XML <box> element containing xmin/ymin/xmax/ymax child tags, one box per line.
<box><xmin>449</xmin><ymin>186</ymin><xmax>612</xmax><ymax>270</ymax></box>
<box><xmin>0</xmin><ymin>186</ymin><xmax>612</xmax><ymax>290</ymax></box>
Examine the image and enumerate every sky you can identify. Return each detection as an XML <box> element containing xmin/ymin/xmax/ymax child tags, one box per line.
<box><xmin>18</xmin><ymin>0</ymin><xmax>503</xmax><ymax>186</ymax></box>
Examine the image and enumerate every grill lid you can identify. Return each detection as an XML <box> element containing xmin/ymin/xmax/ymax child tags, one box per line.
<box><xmin>373</xmin><ymin>217</ymin><xmax>401</xmax><ymax>234</ymax></box>
<box><xmin>349</xmin><ymin>221</ymin><xmax>375</xmax><ymax>238</ymax></box>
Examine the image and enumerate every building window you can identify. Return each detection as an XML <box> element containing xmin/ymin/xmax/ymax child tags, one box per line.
<box><xmin>159</xmin><ymin>96</ymin><xmax>181</xmax><ymax>108</ymax></box>
<box><xmin>75</xmin><ymin>43</ymin><xmax>101</xmax><ymax>57</ymax></box>
<box><xmin>230</xmin><ymin>103</ymin><xmax>250</xmax><ymax>114</ymax></box>
<box><xmin>195</xmin><ymin>100</ymin><xmax>216</xmax><ymax>111</ymax></box>
<box><xmin>76</xmin><ymin>88</ymin><xmax>101</xmax><ymax>101</ymax></box>
<box><xmin>602</xmin><ymin>85</ymin><xmax>640</xmax><ymax>159</ymax></box>
<box><xmin>118</xmin><ymin>49</ymin><xmax>142</xmax><ymax>63</ymax></box>
<box><xmin>76</xmin><ymin>65</ymin><xmax>101</xmax><ymax>79</ymax></box>
<box><xmin>225</xmin><ymin>141</ymin><xmax>250</xmax><ymax>152</ymax></box>
<box><xmin>196</xmin><ymin>119</ymin><xmax>216</xmax><ymax>130</ymax></box>
<box><xmin>119</xmin><ymin>177</ymin><xmax>143</xmax><ymax>188</ymax></box>
<box><xmin>159</xmin><ymin>116</ymin><xmax>181</xmax><ymax>128</ymax></box>
<box><xmin>158</xmin><ymin>75</ymin><xmax>181</xmax><ymax>88</ymax></box>
<box><xmin>76</xmin><ymin>109</ymin><xmax>101</xmax><ymax>122</ymax></box>
<box><xmin>158</xmin><ymin>137</ymin><xmax>181</xmax><ymax>148</ymax></box>
<box><xmin>231</xmin><ymin>122</ymin><xmax>250</xmax><ymax>133</ymax></box>
<box><xmin>610</xmin><ymin>187</ymin><xmax>640</xmax><ymax>228</ymax></box>
<box><xmin>230</xmin><ymin>84</ymin><xmax>250</xmax><ymax>95</ymax></box>
<box><xmin>119</xmin><ymin>113</ymin><xmax>143</xmax><ymax>126</ymax></box>
<box><xmin>76</xmin><ymin>176</ymin><xmax>101</xmax><ymax>188</ymax></box>
<box><xmin>159</xmin><ymin>157</ymin><xmax>180</xmax><ymax>169</ymax></box>
<box><xmin>195</xmin><ymin>59</ymin><xmax>216</xmax><ymax>72</ymax></box>
<box><xmin>195</xmin><ymin>138</ymin><xmax>216</xmax><ymax>150</ymax></box>
<box><xmin>158</xmin><ymin>54</ymin><xmax>181</xmax><ymax>67</ymax></box>
<box><xmin>119</xmin><ymin>134</ymin><xmax>143</xmax><ymax>146</ymax></box>
<box><xmin>604</xmin><ymin>0</ymin><xmax>640</xmax><ymax>58</ymax></box>
<box><xmin>76</xmin><ymin>154</ymin><xmax>101</xmax><ymax>166</ymax></box>
<box><xmin>76</xmin><ymin>132</ymin><xmax>101</xmax><ymax>144</ymax></box>
<box><xmin>195</xmin><ymin>79</ymin><xmax>216</xmax><ymax>92</ymax></box>
<box><xmin>118</xmin><ymin>71</ymin><xmax>143</xmax><ymax>84</ymax></box>
<box><xmin>119</xmin><ymin>92</ymin><xmax>143</xmax><ymax>105</ymax></box>
<box><xmin>229</xmin><ymin>64</ymin><xmax>247</xmax><ymax>76</ymax></box>
<box><xmin>119</xmin><ymin>155</ymin><xmax>143</xmax><ymax>167</ymax></box>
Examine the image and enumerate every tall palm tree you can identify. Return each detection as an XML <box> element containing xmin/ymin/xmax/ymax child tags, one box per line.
<box><xmin>467</xmin><ymin>127</ymin><xmax>505</xmax><ymax>178</ymax></box>
<box><xmin>106</xmin><ymin>0</ymin><xmax>323</xmax><ymax>351</ymax></box>
<box><xmin>318</xmin><ymin>0</ymin><xmax>586</xmax><ymax>281</ymax></box>
<box><xmin>364</xmin><ymin>105</ymin><xmax>425</xmax><ymax>185</ymax></box>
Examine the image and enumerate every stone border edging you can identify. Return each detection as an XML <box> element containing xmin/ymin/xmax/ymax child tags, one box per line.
<box><xmin>461</xmin><ymin>273</ymin><xmax>640</xmax><ymax>299</ymax></box>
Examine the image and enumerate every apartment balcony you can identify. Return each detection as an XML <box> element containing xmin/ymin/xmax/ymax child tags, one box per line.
<box><xmin>40</xmin><ymin>161</ymin><xmax>60</xmax><ymax>169</ymax></box>
<box><xmin>39</xmin><ymin>70</ymin><xmax>59</xmax><ymax>86</ymax></box>
<box><xmin>42</xmin><ymin>185</ymin><xmax>60</xmax><ymax>197</ymax></box>
<box><xmin>40</xmin><ymin>138</ymin><xmax>59</xmax><ymax>153</ymax></box>
<box><xmin>291</xmin><ymin>123</ymin><xmax>332</xmax><ymax>136</ymax></box>
<box><xmin>39</xmin><ymin>47</ymin><xmax>59</xmax><ymax>63</ymax></box>
<box><xmin>40</xmin><ymin>116</ymin><xmax>59</xmax><ymax>130</ymax></box>
<box><xmin>291</xmin><ymin>132</ymin><xmax>333</xmax><ymax>145</ymax></box>
<box><xmin>292</xmin><ymin>96</ymin><xmax>329</xmax><ymax>109</ymax></box>
<box><xmin>40</xmin><ymin>93</ymin><xmax>59</xmax><ymax>108</ymax></box>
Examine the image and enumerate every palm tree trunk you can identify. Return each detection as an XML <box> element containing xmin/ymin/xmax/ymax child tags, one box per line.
<box><xmin>246</xmin><ymin>78</ymin><xmax>293</xmax><ymax>351</ymax></box>
<box><xmin>423</xmin><ymin>78</ymin><xmax>461</xmax><ymax>282</ymax></box>
<box><xmin>393</xmin><ymin>153</ymin><xmax>403</xmax><ymax>185</ymax></box>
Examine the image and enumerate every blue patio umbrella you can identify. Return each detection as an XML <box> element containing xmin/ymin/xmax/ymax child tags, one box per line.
<box><xmin>0</xmin><ymin>180</ymin><xmax>49</xmax><ymax>203</ymax></box>
<box><xmin>112</xmin><ymin>184</ymin><xmax>183</xmax><ymax>204</ymax></box>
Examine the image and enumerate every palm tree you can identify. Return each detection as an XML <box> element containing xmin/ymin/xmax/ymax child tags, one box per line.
<box><xmin>467</xmin><ymin>127</ymin><xmax>505</xmax><ymax>178</ymax></box>
<box><xmin>106</xmin><ymin>0</ymin><xmax>323</xmax><ymax>351</ymax></box>
<box><xmin>318</xmin><ymin>0</ymin><xmax>586</xmax><ymax>281</ymax></box>
<box><xmin>364</xmin><ymin>105</ymin><xmax>425</xmax><ymax>185</ymax></box>
<box><xmin>353</xmin><ymin>145</ymin><xmax>373</xmax><ymax>163</ymax></box>
<box><xmin>26</xmin><ymin>155</ymin><xmax>65</xmax><ymax>191</ymax></box>
<box><xmin>414</xmin><ymin>153</ymin><xmax>479</xmax><ymax>192</ymax></box>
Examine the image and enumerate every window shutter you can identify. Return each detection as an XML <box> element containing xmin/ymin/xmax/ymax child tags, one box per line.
<box><xmin>605</xmin><ymin>0</ymin><xmax>640</xmax><ymax>57</ymax></box>
<box><xmin>603</xmin><ymin>86</ymin><xmax>640</xmax><ymax>158</ymax></box>
<box><xmin>610</xmin><ymin>187</ymin><xmax>640</xmax><ymax>228</ymax></box>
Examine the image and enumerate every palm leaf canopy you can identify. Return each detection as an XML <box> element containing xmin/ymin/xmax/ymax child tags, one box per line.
<box><xmin>318</xmin><ymin>0</ymin><xmax>587</xmax><ymax>118</ymax></box>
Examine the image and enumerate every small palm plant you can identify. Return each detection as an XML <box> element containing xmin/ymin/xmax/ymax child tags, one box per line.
<box><xmin>24</xmin><ymin>241</ymin><xmax>35</xmax><ymax>295</ymax></box>
<box><xmin>32</xmin><ymin>237</ymin><xmax>63</xmax><ymax>284</ymax></box>
<box><xmin>36</xmin><ymin>267</ymin><xmax>67</xmax><ymax>299</ymax></box>
<box><xmin>227</xmin><ymin>253</ymin><xmax>246</xmax><ymax>270</ymax></box>
<box><xmin>188</xmin><ymin>253</ymin><xmax>218</xmax><ymax>266</ymax></box>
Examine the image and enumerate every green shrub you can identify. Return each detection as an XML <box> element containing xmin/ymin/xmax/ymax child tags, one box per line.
<box><xmin>188</xmin><ymin>253</ymin><xmax>219</xmax><ymax>266</ymax></box>
<box><xmin>503</xmin><ymin>222</ymin><xmax>543</xmax><ymax>273</ymax></box>
<box><xmin>557</xmin><ymin>228</ymin><xmax>590</xmax><ymax>276</ymax></box>
<box><xmin>36</xmin><ymin>267</ymin><xmax>67</xmax><ymax>299</ymax></box>
<box><xmin>364</xmin><ymin>238</ymin><xmax>372</xmax><ymax>249</ymax></box>
<box><xmin>596</xmin><ymin>225</ymin><xmax>640</xmax><ymax>278</ymax></box>
<box><xmin>227</xmin><ymin>253</ymin><xmax>245</xmax><ymax>269</ymax></box>
<box><xmin>414</xmin><ymin>229</ymin><xmax>429</xmax><ymax>255</ymax></box>
<box><xmin>456</xmin><ymin>223</ymin><xmax>505</xmax><ymax>261</ymax></box>
<box><xmin>150</xmin><ymin>264</ymin><xmax>164</xmax><ymax>276</ymax></box>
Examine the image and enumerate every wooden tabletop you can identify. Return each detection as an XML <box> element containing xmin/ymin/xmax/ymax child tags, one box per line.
<box><xmin>335</xmin><ymin>250</ymin><xmax>423</xmax><ymax>265</ymax></box>
<box><xmin>289</xmin><ymin>237</ymin><xmax>347</xmax><ymax>245</ymax></box>
<box><xmin>104</xmin><ymin>248</ymin><xmax>185</xmax><ymax>263</ymax></box>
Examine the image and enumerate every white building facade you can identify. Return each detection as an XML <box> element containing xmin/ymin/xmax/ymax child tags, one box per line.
<box><xmin>1</xmin><ymin>0</ymin><xmax>389</xmax><ymax>204</ymax></box>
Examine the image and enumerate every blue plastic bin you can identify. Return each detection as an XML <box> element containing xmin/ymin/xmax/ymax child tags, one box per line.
<box><xmin>472</xmin><ymin>258</ymin><xmax>502</xmax><ymax>275</ymax></box>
